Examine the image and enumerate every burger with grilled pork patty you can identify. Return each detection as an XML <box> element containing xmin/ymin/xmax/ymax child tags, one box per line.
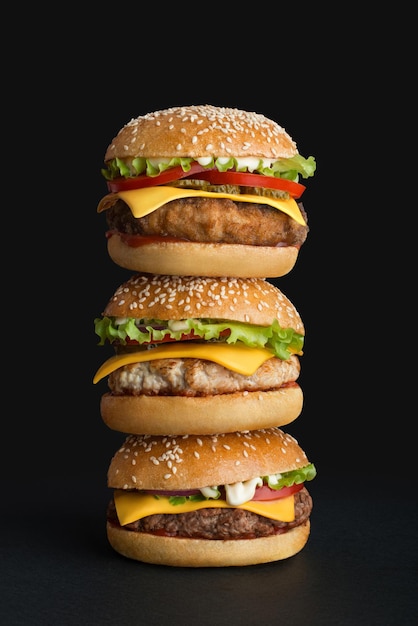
<box><xmin>97</xmin><ymin>104</ymin><xmax>316</xmax><ymax>278</ymax></box>
<box><xmin>93</xmin><ymin>274</ymin><xmax>305</xmax><ymax>435</ymax></box>
<box><xmin>106</xmin><ymin>427</ymin><xmax>316</xmax><ymax>567</ymax></box>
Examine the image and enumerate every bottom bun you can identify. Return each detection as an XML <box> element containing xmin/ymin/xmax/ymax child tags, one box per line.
<box><xmin>100</xmin><ymin>385</ymin><xmax>303</xmax><ymax>435</ymax></box>
<box><xmin>107</xmin><ymin>234</ymin><xmax>299</xmax><ymax>278</ymax></box>
<box><xmin>106</xmin><ymin>520</ymin><xmax>310</xmax><ymax>567</ymax></box>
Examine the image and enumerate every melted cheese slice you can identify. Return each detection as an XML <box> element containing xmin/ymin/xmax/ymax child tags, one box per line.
<box><xmin>114</xmin><ymin>490</ymin><xmax>295</xmax><ymax>526</ymax></box>
<box><xmin>97</xmin><ymin>186</ymin><xmax>306</xmax><ymax>226</ymax></box>
<box><xmin>93</xmin><ymin>343</ymin><xmax>274</xmax><ymax>384</ymax></box>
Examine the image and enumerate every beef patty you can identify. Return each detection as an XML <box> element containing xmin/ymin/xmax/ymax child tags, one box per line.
<box><xmin>107</xmin><ymin>487</ymin><xmax>313</xmax><ymax>540</ymax></box>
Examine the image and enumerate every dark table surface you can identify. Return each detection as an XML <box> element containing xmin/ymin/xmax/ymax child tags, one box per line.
<box><xmin>2</xmin><ymin>471</ymin><xmax>416</xmax><ymax>626</ymax></box>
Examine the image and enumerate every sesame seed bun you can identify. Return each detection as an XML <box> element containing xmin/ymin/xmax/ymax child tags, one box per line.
<box><xmin>96</xmin><ymin>275</ymin><xmax>305</xmax><ymax>434</ymax></box>
<box><xmin>101</xmin><ymin>104</ymin><xmax>308</xmax><ymax>278</ymax></box>
<box><xmin>103</xmin><ymin>274</ymin><xmax>305</xmax><ymax>332</ymax></box>
<box><xmin>105</xmin><ymin>104</ymin><xmax>298</xmax><ymax>161</ymax></box>
<box><xmin>106</xmin><ymin>429</ymin><xmax>313</xmax><ymax>566</ymax></box>
<box><xmin>107</xmin><ymin>429</ymin><xmax>310</xmax><ymax>491</ymax></box>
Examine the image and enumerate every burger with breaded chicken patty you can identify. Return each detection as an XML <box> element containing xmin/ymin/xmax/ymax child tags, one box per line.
<box><xmin>97</xmin><ymin>104</ymin><xmax>316</xmax><ymax>278</ymax></box>
<box><xmin>106</xmin><ymin>427</ymin><xmax>316</xmax><ymax>567</ymax></box>
<box><xmin>93</xmin><ymin>274</ymin><xmax>305</xmax><ymax>435</ymax></box>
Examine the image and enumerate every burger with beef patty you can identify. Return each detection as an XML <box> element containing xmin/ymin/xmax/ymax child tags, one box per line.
<box><xmin>106</xmin><ymin>427</ymin><xmax>316</xmax><ymax>567</ymax></box>
<box><xmin>97</xmin><ymin>104</ymin><xmax>316</xmax><ymax>278</ymax></box>
<box><xmin>93</xmin><ymin>274</ymin><xmax>305</xmax><ymax>435</ymax></box>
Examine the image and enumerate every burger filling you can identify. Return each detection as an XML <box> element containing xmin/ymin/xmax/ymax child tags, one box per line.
<box><xmin>106</xmin><ymin>487</ymin><xmax>312</xmax><ymax>540</ymax></box>
<box><xmin>107</xmin><ymin>354</ymin><xmax>300</xmax><ymax>397</ymax></box>
<box><xmin>104</xmin><ymin>196</ymin><xmax>308</xmax><ymax>248</ymax></box>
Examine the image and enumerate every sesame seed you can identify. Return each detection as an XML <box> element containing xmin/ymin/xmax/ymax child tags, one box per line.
<box><xmin>108</xmin><ymin>105</ymin><xmax>297</xmax><ymax>161</ymax></box>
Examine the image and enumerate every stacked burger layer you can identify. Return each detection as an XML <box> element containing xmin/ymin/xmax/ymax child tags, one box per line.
<box><xmin>93</xmin><ymin>105</ymin><xmax>317</xmax><ymax>567</ymax></box>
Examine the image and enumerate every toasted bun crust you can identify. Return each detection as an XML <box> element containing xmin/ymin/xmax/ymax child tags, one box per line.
<box><xmin>105</xmin><ymin>105</ymin><xmax>298</xmax><ymax>162</ymax></box>
<box><xmin>106</xmin><ymin>520</ymin><xmax>310</xmax><ymax>567</ymax></box>
<box><xmin>102</xmin><ymin>274</ymin><xmax>304</xmax><ymax>333</ymax></box>
<box><xmin>107</xmin><ymin>428</ymin><xmax>310</xmax><ymax>491</ymax></box>
<box><xmin>100</xmin><ymin>386</ymin><xmax>303</xmax><ymax>435</ymax></box>
<box><xmin>106</xmin><ymin>235</ymin><xmax>299</xmax><ymax>279</ymax></box>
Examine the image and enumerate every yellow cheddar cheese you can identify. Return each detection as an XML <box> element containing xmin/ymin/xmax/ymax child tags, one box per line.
<box><xmin>93</xmin><ymin>342</ymin><xmax>274</xmax><ymax>383</ymax></box>
<box><xmin>97</xmin><ymin>186</ymin><xmax>306</xmax><ymax>226</ymax></box>
<box><xmin>114</xmin><ymin>490</ymin><xmax>295</xmax><ymax>526</ymax></box>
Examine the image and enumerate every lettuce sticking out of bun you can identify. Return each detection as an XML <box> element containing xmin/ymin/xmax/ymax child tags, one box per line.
<box><xmin>106</xmin><ymin>428</ymin><xmax>316</xmax><ymax>567</ymax></box>
<box><xmin>97</xmin><ymin>104</ymin><xmax>316</xmax><ymax>278</ymax></box>
<box><xmin>93</xmin><ymin>275</ymin><xmax>306</xmax><ymax>435</ymax></box>
<box><xmin>94</xmin><ymin>315</ymin><xmax>304</xmax><ymax>361</ymax></box>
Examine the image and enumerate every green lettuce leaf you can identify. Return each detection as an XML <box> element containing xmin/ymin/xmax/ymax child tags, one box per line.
<box><xmin>102</xmin><ymin>154</ymin><xmax>316</xmax><ymax>183</ymax></box>
<box><xmin>94</xmin><ymin>316</ymin><xmax>304</xmax><ymax>360</ymax></box>
<box><xmin>265</xmin><ymin>463</ymin><xmax>317</xmax><ymax>489</ymax></box>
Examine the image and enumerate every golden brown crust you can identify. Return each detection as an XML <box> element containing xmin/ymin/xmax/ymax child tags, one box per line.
<box><xmin>106</xmin><ymin>520</ymin><xmax>310</xmax><ymax>567</ymax></box>
<box><xmin>100</xmin><ymin>386</ymin><xmax>303</xmax><ymax>436</ymax></box>
<box><xmin>104</xmin><ymin>105</ymin><xmax>298</xmax><ymax>162</ymax></box>
<box><xmin>106</xmin><ymin>234</ymin><xmax>299</xmax><ymax>279</ymax></box>
<box><xmin>102</xmin><ymin>274</ymin><xmax>304</xmax><ymax>333</ymax></box>
<box><xmin>107</xmin><ymin>427</ymin><xmax>310</xmax><ymax>491</ymax></box>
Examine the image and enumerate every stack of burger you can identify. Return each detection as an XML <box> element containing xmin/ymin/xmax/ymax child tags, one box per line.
<box><xmin>93</xmin><ymin>105</ymin><xmax>317</xmax><ymax>567</ymax></box>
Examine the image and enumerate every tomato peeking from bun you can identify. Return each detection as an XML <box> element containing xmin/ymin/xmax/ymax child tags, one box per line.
<box><xmin>106</xmin><ymin>428</ymin><xmax>317</xmax><ymax>567</ymax></box>
<box><xmin>97</xmin><ymin>104</ymin><xmax>316</xmax><ymax>278</ymax></box>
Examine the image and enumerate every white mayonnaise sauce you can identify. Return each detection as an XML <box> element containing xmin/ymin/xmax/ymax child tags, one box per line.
<box><xmin>224</xmin><ymin>477</ymin><xmax>263</xmax><ymax>506</ymax></box>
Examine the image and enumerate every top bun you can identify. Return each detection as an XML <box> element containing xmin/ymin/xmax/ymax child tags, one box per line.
<box><xmin>102</xmin><ymin>274</ymin><xmax>304</xmax><ymax>333</ymax></box>
<box><xmin>104</xmin><ymin>104</ymin><xmax>298</xmax><ymax>162</ymax></box>
<box><xmin>107</xmin><ymin>428</ymin><xmax>310</xmax><ymax>491</ymax></box>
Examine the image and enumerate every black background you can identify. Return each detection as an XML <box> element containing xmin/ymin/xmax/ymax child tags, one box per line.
<box><xmin>2</xmin><ymin>10</ymin><xmax>416</xmax><ymax>625</ymax></box>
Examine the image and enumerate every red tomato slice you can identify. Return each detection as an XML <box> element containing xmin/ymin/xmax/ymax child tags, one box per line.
<box><xmin>107</xmin><ymin>163</ymin><xmax>305</xmax><ymax>198</ymax></box>
<box><xmin>107</xmin><ymin>162</ymin><xmax>208</xmax><ymax>192</ymax></box>
<box><xmin>187</xmin><ymin>169</ymin><xmax>305</xmax><ymax>198</ymax></box>
<box><xmin>252</xmin><ymin>483</ymin><xmax>303</xmax><ymax>501</ymax></box>
<box><xmin>143</xmin><ymin>483</ymin><xmax>303</xmax><ymax>501</ymax></box>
